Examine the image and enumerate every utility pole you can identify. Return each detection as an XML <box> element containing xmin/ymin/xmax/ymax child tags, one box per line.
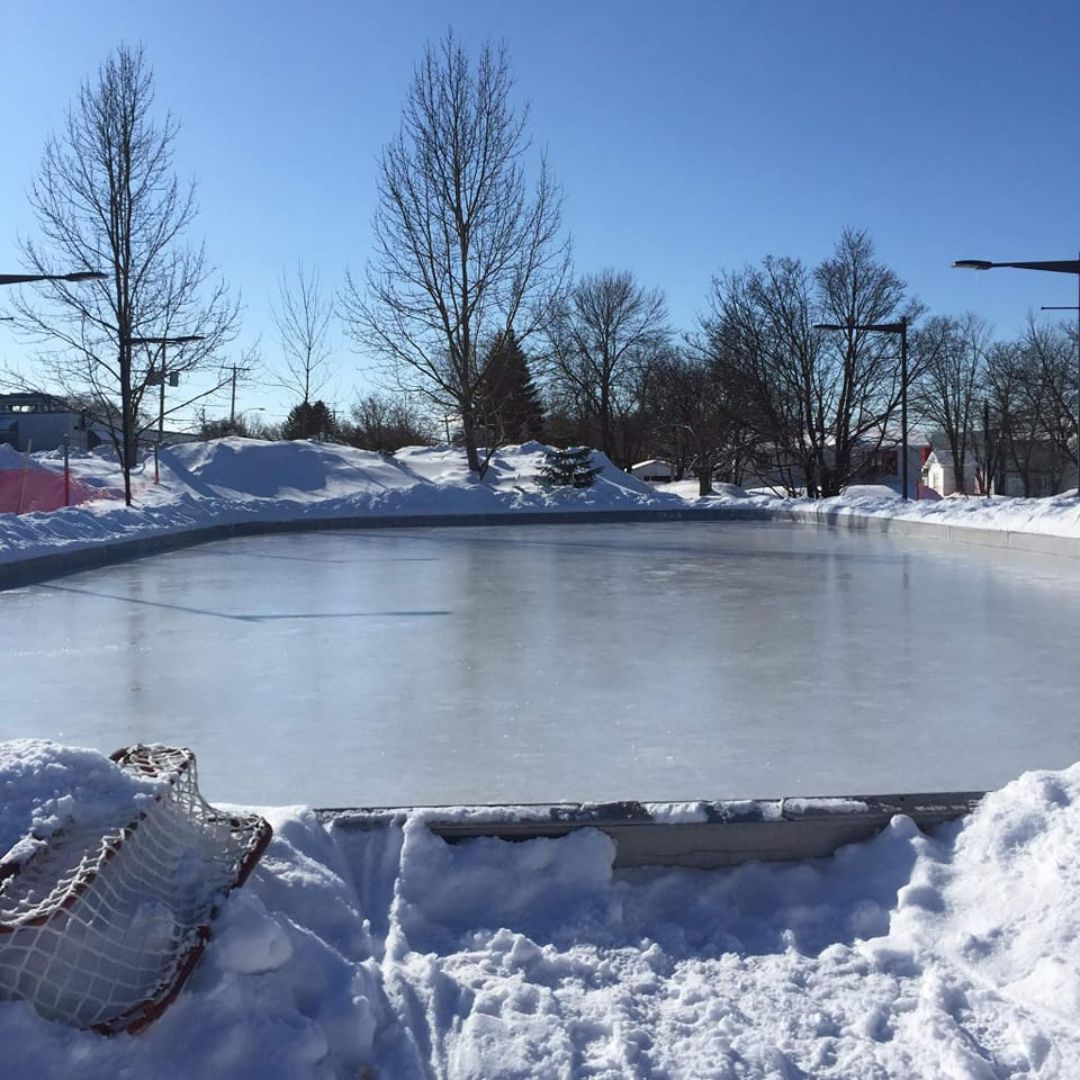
<box><xmin>129</xmin><ymin>334</ymin><xmax>204</xmax><ymax>482</ymax></box>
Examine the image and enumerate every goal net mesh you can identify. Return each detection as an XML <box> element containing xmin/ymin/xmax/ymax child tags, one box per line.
<box><xmin>0</xmin><ymin>745</ymin><xmax>272</xmax><ymax>1034</ymax></box>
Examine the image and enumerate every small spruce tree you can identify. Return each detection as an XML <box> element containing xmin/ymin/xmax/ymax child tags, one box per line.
<box><xmin>540</xmin><ymin>446</ymin><xmax>602</xmax><ymax>489</ymax></box>
<box><xmin>478</xmin><ymin>330</ymin><xmax>545</xmax><ymax>444</ymax></box>
<box><xmin>283</xmin><ymin>400</ymin><xmax>336</xmax><ymax>441</ymax></box>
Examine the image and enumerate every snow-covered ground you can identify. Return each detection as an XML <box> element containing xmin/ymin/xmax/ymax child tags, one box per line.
<box><xmin>2</xmin><ymin>740</ymin><xmax>1079</xmax><ymax>1078</ymax></box>
<box><xmin>659</xmin><ymin>478</ymin><xmax>1080</xmax><ymax>539</ymax></box>
<box><xmin>1</xmin><ymin>439</ymin><xmax>1079</xmax><ymax>572</ymax></box>
<box><xmin>0</xmin><ymin>440</ymin><xmax>677</xmax><ymax>568</ymax></box>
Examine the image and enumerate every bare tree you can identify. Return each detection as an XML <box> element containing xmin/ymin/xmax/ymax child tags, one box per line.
<box><xmin>11</xmin><ymin>44</ymin><xmax>237</xmax><ymax>504</ymax></box>
<box><xmin>988</xmin><ymin>320</ymin><xmax>1077</xmax><ymax>495</ymax></box>
<box><xmin>340</xmin><ymin>31</ymin><xmax>566</xmax><ymax>477</ymax></box>
<box><xmin>813</xmin><ymin>228</ymin><xmax>924</xmax><ymax>494</ymax></box>
<box><xmin>345</xmin><ymin>392</ymin><xmax>434</xmax><ymax>452</ymax></box>
<box><xmin>706</xmin><ymin>230</ymin><xmax>921</xmax><ymax>497</ymax></box>
<box><xmin>273</xmin><ymin>261</ymin><xmax>334</xmax><ymax>407</ymax></box>
<box><xmin>912</xmin><ymin>313</ymin><xmax>990</xmax><ymax>495</ymax></box>
<box><xmin>647</xmin><ymin>350</ymin><xmax>749</xmax><ymax>495</ymax></box>
<box><xmin>704</xmin><ymin>256</ymin><xmax>826</xmax><ymax>495</ymax></box>
<box><xmin>546</xmin><ymin>269</ymin><xmax>669</xmax><ymax>466</ymax></box>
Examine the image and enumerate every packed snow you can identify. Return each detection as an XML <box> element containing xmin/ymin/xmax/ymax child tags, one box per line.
<box><xmin>0</xmin><ymin>440</ymin><xmax>1078</xmax><ymax>574</ymax></box>
<box><xmin>1</xmin><ymin>740</ymin><xmax>1079</xmax><ymax>1077</ymax></box>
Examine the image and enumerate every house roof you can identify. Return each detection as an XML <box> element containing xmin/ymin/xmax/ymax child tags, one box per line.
<box><xmin>0</xmin><ymin>391</ymin><xmax>73</xmax><ymax>412</ymax></box>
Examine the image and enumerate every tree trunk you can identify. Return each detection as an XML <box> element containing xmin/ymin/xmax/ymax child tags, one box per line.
<box><xmin>461</xmin><ymin>408</ymin><xmax>482</xmax><ymax>475</ymax></box>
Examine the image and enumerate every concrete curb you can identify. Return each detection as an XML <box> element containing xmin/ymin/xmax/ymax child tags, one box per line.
<box><xmin>2</xmin><ymin>501</ymin><xmax>1078</xmax><ymax>591</ymax></box>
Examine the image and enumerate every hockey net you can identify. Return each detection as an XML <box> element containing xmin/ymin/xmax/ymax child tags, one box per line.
<box><xmin>0</xmin><ymin>744</ymin><xmax>272</xmax><ymax>1034</ymax></box>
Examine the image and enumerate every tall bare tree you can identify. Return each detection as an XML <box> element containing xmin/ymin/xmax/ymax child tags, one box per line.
<box><xmin>912</xmin><ymin>313</ymin><xmax>990</xmax><ymax>494</ymax></box>
<box><xmin>340</xmin><ymin>31</ymin><xmax>566</xmax><ymax>477</ymax></box>
<box><xmin>813</xmin><ymin>228</ymin><xmax>924</xmax><ymax>494</ymax></box>
<box><xmin>11</xmin><ymin>44</ymin><xmax>237</xmax><ymax>504</ymax></box>
<box><xmin>704</xmin><ymin>256</ymin><xmax>826</xmax><ymax>495</ymax></box>
<box><xmin>706</xmin><ymin>230</ymin><xmax>921</xmax><ymax>496</ymax></box>
<box><xmin>546</xmin><ymin>269</ymin><xmax>669</xmax><ymax>466</ymax></box>
<box><xmin>987</xmin><ymin>320</ymin><xmax>1077</xmax><ymax>495</ymax></box>
<box><xmin>647</xmin><ymin>349</ymin><xmax>751</xmax><ymax>495</ymax></box>
<box><xmin>273</xmin><ymin>261</ymin><xmax>335</xmax><ymax>407</ymax></box>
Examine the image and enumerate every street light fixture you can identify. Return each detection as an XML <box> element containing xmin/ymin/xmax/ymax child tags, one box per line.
<box><xmin>813</xmin><ymin>318</ymin><xmax>911</xmax><ymax>500</ymax></box>
<box><xmin>0</xmin><ymin>271</ymin><xmax>108</xmax><ymax>285</ymax></box>
<box><xmin>953</xmin><ymin>255</ymin><xmax>1080</xmax><ymax>496</ymax></box>
<box><xmin>2</xmin><ymin>271</ymin><xmax>107</xmax><ymax>322</ymax></box>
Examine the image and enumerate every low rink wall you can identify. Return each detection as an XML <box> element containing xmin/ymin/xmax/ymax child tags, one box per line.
<box><xmin>2</xmin><ymin>502</ymin><xmax>1079</xmax><ymax>591</ymax></box>
<box><xmin>319</xmin><ymin>791</ymin><xmax>984</xmax><ymax>869</ymax></box>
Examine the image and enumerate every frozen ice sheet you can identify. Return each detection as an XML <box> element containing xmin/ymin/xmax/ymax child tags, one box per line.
<box><xmin>4</xmin><ymin>521</ymin><xmax>1080</xmax><ymax>806</ymax></box>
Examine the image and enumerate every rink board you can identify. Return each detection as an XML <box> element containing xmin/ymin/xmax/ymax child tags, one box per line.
<box><xmin>319</xmin><ymin>791</ymin><xmax>983</xmax><ymax>869</ymax></box>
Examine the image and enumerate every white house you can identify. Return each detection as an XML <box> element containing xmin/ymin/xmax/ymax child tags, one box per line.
<box><xmin>921</xmin><ymin>448</ymin><xmax>973</xmax><ymax>497</ymax></box>
<box><xmin>630</xmin><ymin>459</ymin><xmax>674</xmax><ymax>483</ymax></box>
<box><xmin>921</xmin><ymin>436</ymin><xmax>1079</xmax><ymax>498</ymax></box>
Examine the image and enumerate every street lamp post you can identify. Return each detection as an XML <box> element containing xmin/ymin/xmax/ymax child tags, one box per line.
<box><xmin>954</xmin><ymin>255</ymin><xmax>1080</xmax><ymax>496</ymax></box>
<box><xmin>128</xmin><ymin>334</ymin><xmax>204</xmax><ymax>482</ymax></box>
<box><xmin>813</xmin><ymin>318</ymin><xmax>911</xmax><ymax>500</ymax></box>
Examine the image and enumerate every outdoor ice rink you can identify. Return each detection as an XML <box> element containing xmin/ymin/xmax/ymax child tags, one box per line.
<box><xmin>6</xmin><ymin>520</ymin><xmax>1080</xmax><ymax>806</ymax></box>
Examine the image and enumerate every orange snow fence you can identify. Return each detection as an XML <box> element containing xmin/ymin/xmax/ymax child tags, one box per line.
<box><xmin>0</xmin><ymin>467</ymin><xmax>99</xmax><ymax>514</ymax></box>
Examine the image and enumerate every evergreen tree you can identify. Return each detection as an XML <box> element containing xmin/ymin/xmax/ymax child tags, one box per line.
<box><xmin>540</xmin><ymin>446</ymin><xmax>602</xmax><ymax>489</ymax></box>
<box><xmin>478</xmin><ymin>330</ymin><xmax>545</xmax><ymax>444</ymax></box>
<box><xmin>283</xmin><ymin>400</ymin><xmax>336</xmax><ymax>441</ymax></box>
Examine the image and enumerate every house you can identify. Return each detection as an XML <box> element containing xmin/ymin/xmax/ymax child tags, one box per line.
<box><xmin>0</xmin><ymin>392</ymin><xmax>198</xmax><ymax>453</ymax></box>
<box><xmin>630</xmin><ymin>459</ymin><xmax>674</xmax><ymax>484</ymax></box>
<box><xmin>737</xmin><ymin>437</ymin><xmax>928</xmax><ymax>497</ymax></box>
<box><xmin>920</xmin><ymin>433</ymin><xmax>1078</xmax><ymax>498</ymax></box>
<box><xmin>0</xmin><ymin>392</ymin><xmax>108</xmax><ymax>453</ymax></box>
<box><xmin>921</xmin><ymin>447</ymin><xmax>973</xmax><ymax>497</ymax></box>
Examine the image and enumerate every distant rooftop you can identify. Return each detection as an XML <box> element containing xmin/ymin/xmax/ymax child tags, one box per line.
<box><xmin>0</xmin><ymin>391</ymin><xmax>74</xmax><ymax>413</ymax></box>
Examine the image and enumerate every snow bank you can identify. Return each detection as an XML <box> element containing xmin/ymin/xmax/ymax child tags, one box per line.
<box><xmin>2</xmin><ymin>741</ymin><xmax>1080</xmax><ymax>1077</ymax></box>
<box><xmin>666</xmin><ymin>477</ymin><xmax>1080</xmax><ymax>539</ymax></box>
<box><xmin>2</xmin><ymin>439</ymin><xmax>1079</xmax><ymax>575</ymax></box>
<box><xmin>0</xmin><ymin>739</ymin><xmax>162</xmax><ymax>867</ymax></box>
<box><xmin>0</xmin><ymin>440</ymin><xmax>681</xmax><ymax>569</ymax></box>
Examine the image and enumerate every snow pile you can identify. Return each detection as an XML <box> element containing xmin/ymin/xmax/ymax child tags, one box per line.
<box><xmin>0</xmin><ymin>440</ymin><xmax>681</xmax><ymax>568</ymax></box>
<box><xmin>1</xmin><ymin>439</ymin><xmax>1079</xmax><ymax>573</ymax></box>
<box><xmin>2</xmin><ymin>741</ymin><xmax>1080</xmax><ymax>1077</ymax></box>
<box><xmin>0</xmin><ymin>444</ymin><xmax>27</xmax><ymax>469</ymax></box>
<box><xmin>170</xmin><ymin>439</ymin><xmax>664</xmax><ymax>513</ymax></box>
<box><xmin>0</xmin><ymin>446</ymin><xmax>101</xmax><ymax>514</ymax></box>
<box><xmin>667</xmin><ymin>476</ymin><xmax>1080</xmax><ymax>539</ymax></box>
<box><xmin>0</xmin><ymin>739</ymin><xmax>162</xmax><ymax>867</ymax></box>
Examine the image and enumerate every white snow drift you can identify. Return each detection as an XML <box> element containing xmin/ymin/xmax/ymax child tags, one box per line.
<box><xmin>1</xmin><ymin>740</ymin><xmax>1078</xmax><ymax>1078</ymax></box>
<box><xmin>1</xmin><ymin>439</ymin><xmax>1079</xmax><ymax>572</ymax></box>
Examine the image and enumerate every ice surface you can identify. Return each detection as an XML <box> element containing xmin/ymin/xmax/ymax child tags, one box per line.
<box><xmin>3</xmin><ymin>521</ymin><xmax>1079</xmax><ymax>806</ymax></box>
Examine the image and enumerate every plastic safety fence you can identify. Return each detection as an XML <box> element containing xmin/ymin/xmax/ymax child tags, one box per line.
<box><xmin>0</xmin><ymin>467</ymin><xmax>101</xmax><ymax>514</ymax></box>
<box><xmin>0</xmin><ymin>745</ymin><xmax>272</xmax><ymax>1034</ymax></box>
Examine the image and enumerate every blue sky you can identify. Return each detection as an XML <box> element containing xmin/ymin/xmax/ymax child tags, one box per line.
<box><xmin>3</xmin><ymin>0</ymin><xmax>1079</xmax><ymax>427</ymax></box>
